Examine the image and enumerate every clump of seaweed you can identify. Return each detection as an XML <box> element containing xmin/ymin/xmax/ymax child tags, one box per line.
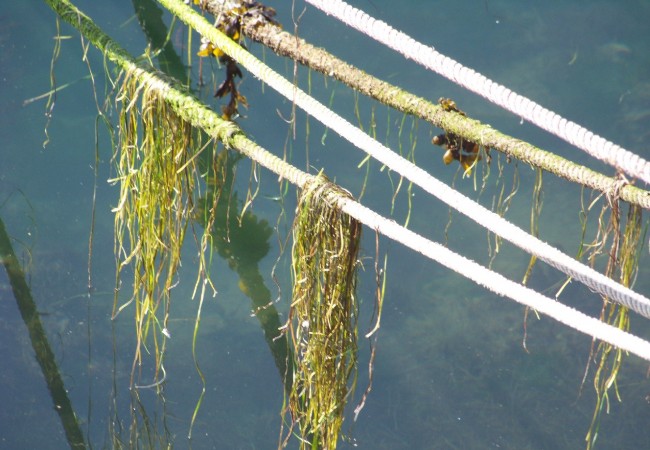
<box><xmin>195</xmin><ymin>0</ymin><xmax>279</xmax><ymax>119</ymax></box>
<box><xmin>110</xmin><ymin>69</ymin><xmax>208</xmax><ymax>388</ymax></box>
<box><xmin>579</xmin><ymin>183</ymin><xmax>644</xmax><ymax>450</ymax></box>
<box><xmin>431</xmin><ymin>97</ymin><xmax>489</xmax><ymax>176</ymax></box>
<box><xmin>285</xmin><ymin>173</ymin><xmax>362</xmax><ymax>449</ymax></box>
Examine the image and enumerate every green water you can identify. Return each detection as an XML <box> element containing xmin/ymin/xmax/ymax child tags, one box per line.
<box><xmin>1</xmin><ymin>0</ymin><xmax>650</xmax><ymax>448</ymax></box>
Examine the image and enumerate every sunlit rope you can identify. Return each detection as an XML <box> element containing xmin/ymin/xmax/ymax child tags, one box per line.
<box><xmin>304</xmin><ymin>0</ymin><xmax>650</xmax><ymax>186</ymax></box>
<box><xmin>47</xmin><ymin>0</ymin><xmax>650</xmax><ymax>361</ymax></box>
<box><xmin>235</xmin><ymin>138</ymin><xmax>650</xmax><ymax>362</ymax></box>
<box><xmin>238</xmin><ymin>140</ymin><xmax>650</xmax><ymax>362</ymax></box>
<box><xmin>162</xmin><ymin>0</ymin><xmax>650</xmax><ymax>320</ymax></box>
<box><xmin>337</xmin><ymin>199</ymin><xmax>650</xmax><ymax>363</ymax></box>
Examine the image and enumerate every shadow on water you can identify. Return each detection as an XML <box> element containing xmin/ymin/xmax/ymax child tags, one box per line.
<box><xmin>0</xmin><ymin>215</ymin><xmax>86</xmax><ymax>449</ymax></box>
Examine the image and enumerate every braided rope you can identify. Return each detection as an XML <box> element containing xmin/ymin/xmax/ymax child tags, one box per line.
<box><xmin>337</xmin><ymin>199</ymin><xmax>650</xmax><ymax>362</ymax></box>
<box><xmin>304</xmin><ymin>0</ymin><xmax>650</xmax><ymax>186</ymax></box>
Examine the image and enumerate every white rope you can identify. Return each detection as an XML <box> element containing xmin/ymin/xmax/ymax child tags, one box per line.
<box><xmin>236</xmin><ymin>141</ymin><xmax>650</xmax><ymax>362</ymax></box>
<box><xmin>304</xmin><ymin>0</ymin><xmax>650</xmax><ymax>186</ymax></box>
<box><xmin>232</xmin><ymin>140</ymin><xmax>650</xmax><ymax>362</ymax></box>
<box><xmin>164</xmin><ymin>0</ymin><xmax>650</xmax><ymax>320</ymax></box>
<box><xmin>337</xmin><ymin>199</ymin><xmax>650</xmax><ymax>363</ymax></box>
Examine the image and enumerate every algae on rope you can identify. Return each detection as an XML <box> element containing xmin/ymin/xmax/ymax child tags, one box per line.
<box><xmin>111</xmin><ymin>68</ymin><xmax>212</xmax><ymax>388</ymax></box>
<box><xmin>287</xmin><ymin>173</ymin><xmax>362</xmax><ymax>449</ymax></box>
<box><xmin>581</xmin><ymin>196</ymin><xmax>644</xmax><ymax>450</ymax></box>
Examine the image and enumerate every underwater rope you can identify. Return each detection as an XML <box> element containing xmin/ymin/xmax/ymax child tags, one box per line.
<box><xmin>45</xmin><ymin>0</ymin><xmax>650</xmax><ymax>361</ymax></box>
<box><xmin>304</xmin><ymin>0</ymin><xmax>650</xmax><ymax>186</ymax></box>
<box><xmin>159</xmin><ymin>0</ymin><xmax>650</xmax><ymax>320</ymax></box>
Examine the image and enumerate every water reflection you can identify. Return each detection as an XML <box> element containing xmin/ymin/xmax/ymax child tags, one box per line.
<box><xmin>2</xmin><ymin>0</ymin><xmax>650</xmax><ymax>449</ymax></box>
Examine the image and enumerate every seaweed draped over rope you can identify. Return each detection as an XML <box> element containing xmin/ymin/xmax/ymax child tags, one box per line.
<box><xmin>286</xmin><ymin>173</ymin><xmax>361</xmax><ymax>449</ymax></box>
<box><xmin>581</xmin><ymin>192</ymin><xmax>644</xmax><ymax>450</ymax></box>
<box><xmin>111</xmin><ymin>69</ymin><xmax>204</xmax><ymax>387</ymax></box>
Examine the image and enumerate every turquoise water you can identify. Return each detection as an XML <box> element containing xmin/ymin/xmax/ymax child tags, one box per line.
<box><xmin>1</xmin><ymin>0</ymin><xmax>650</xmax><ymax>448</ymax></box>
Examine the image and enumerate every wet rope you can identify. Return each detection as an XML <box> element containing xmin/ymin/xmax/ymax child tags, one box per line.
<box><xmin>304</xmin><ymin>0</ymin><xmax>650</xmax><ymax>186</ymax></box>
<box><xmin>160</xmin><ymin>0</ymin><xmax>650</xmax><ymax>320</ymax></box>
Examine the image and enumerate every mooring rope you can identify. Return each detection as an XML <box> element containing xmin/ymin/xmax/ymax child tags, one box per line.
<box><xmin>337</xmin><ymin>199</ymin><xmax>650</xmax><ymax>363</ymax></box>
<box><xmin>304</xmin><ymin>0</ymin><xmax>650</xmax><ymax>186</ymax></box>
<box><xmin>160</xmin><ymin>0</ymin><xmax>650</xmax><ymax>320</ymax></box>
<box><xmin>45</xmin><ymin>0</ymin><xmax>650</xmax><ymax>360</ymax></box>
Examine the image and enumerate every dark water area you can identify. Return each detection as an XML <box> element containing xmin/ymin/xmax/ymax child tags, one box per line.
<box><xmin>1</xmin><ymin>0</ymin><xmax>649</xmax><ymax>448</ymax></box>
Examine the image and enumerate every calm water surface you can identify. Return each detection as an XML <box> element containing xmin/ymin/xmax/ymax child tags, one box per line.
<box><xmin>1</xmin><ymin>0</ymin><xmax>649</xmax><ymax>448</ymax></box>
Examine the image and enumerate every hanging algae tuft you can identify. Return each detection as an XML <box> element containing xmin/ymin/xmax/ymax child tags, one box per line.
<box><xmin>583</xmin><ymin>197</ymin><xmax>643</xmax><ymax>450</ymax></box>
<box><xmin>110</xmin><ymin>68</ymin><xmax>207</xmax><ymax>388</ymax></box>
<box><xmin>287</xmin><ymin>173</ymin><xmax>362</xmax><ymax>449</ymax></box>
